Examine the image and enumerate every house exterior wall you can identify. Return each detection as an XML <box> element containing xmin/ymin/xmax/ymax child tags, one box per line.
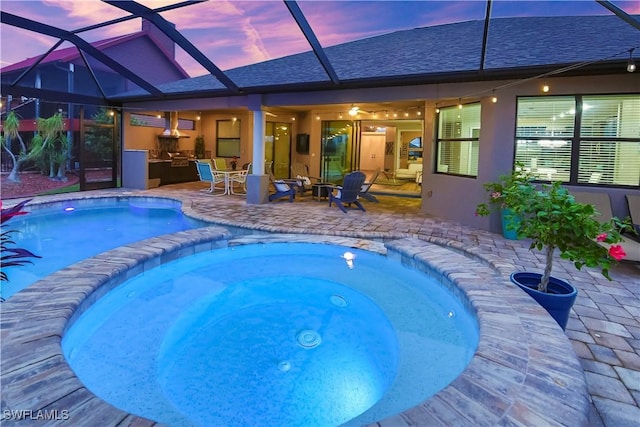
<box><xmin>421</xmin><ymin>73</ymin><xmax>639</xmax><ymax>233</ymax></box>
<box><xmin>121</xmin><ymin>72</ymin><xmax>638</xmax><ymax>232</ymax></box>
<box><xmin>123</xmin><ymin>111</ymin><xmax>198</xmax><ymax>155</ymax></box>
<box><xmin>100</xmin><ymin>38</ymin><xmax>187</xmax><ymax>85</ymax></box>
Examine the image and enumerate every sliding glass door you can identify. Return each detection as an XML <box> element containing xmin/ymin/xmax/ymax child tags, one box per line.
<box><xmin>320</xmin><ymin>120</ymin><xmax>359</xmax><ymax>184</ymax></box>
<box><xmin>265</xmin><ymin>121</ymin><xmax>291</xmax><ymax>178</ymax></box>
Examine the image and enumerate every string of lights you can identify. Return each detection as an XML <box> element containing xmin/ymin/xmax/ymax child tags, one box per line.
<box><xmin>452</xmin><ymin>45</ymin><xmax>639</xmax><ymax>107</ymax></box>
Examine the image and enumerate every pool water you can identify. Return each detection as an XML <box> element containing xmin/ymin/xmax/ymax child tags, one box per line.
<box><xmin>63</xmin><ymin>243</ymin><xmax>479</xmax><ymax>427</ymax></box>
<box><xmin>1</xmin><ymin>198</ymin><xmax>207</xmax><ymax>300</ymax></box>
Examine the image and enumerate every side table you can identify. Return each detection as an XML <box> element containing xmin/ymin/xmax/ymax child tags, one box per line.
<box><xmin>312</xmin><ymin>183</ymin><xmax>333</xmax><ymax>201</ymax></box>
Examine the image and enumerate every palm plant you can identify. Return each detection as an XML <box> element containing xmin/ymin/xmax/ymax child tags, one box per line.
<box><xmin>1</xmin><ymin>111</ymin><xmax>29</xmax><ymax>182</ymax></box>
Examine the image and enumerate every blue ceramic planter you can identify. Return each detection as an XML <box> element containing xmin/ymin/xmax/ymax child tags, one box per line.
<box><xmin>510</xmin><ymin>272</ymin><xmax>578</xmax><ymax>330</ymax></box>
<box><xmin>501</xmin><ymin>209</ymin><xmax>521</xmax><ymax>240</ymax></box>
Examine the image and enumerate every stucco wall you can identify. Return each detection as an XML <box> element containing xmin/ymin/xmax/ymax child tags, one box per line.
<box><xmin>420</xmin><ymin>74</ymin><xmax>639</xmax><ymax>233</ymax></box>
<box><xmin>122</xmin><ymin>73</ymin><xmax>638</xmax><ymax>231</ymax></box>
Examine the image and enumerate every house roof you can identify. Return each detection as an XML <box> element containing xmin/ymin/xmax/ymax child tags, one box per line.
<box><xmin>1</xmin><ymin>27</ymin><xmax>189</xmax><ymax>79</ymax></box>
<box><xmin>114</xmin><ymin>15</ymin><xmax>639</xmax><ymax>100</ymax></box>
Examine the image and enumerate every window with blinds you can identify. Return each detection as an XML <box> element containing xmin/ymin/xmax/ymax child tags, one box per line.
<box><xmin>514</xmin><ymin>94</ymin><xmax>640</xmax><ymax>187</ymax></box>
<box><xmin>436</xmin><ymin>103</ymin><xmax>481</xmax><ymax>177</ymax></box>
<box><xmin>217</xmin><ymin>119</ymin><xmax>241</xmax><ymax>157</ymax></box>
<box><xmin>578</xmin><ymin>95</ymin><xmax>640</xmax><ymax>186</ymax></box>
<box><xmin>515</xmin><ymin>96</ymin><xmax>575</xmax><ymax>182</ymax></box>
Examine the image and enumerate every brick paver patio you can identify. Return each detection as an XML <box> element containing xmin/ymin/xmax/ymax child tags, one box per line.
<box><xmin>1</xmin><ymin>182</ymin><xmax>638</xmax><ymax>426</ymax></box>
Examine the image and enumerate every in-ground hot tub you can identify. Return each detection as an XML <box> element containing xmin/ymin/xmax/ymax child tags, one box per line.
<box><xmin>63</xmin><ymin>242</ymin><xmax>479</xmax><ymax>426</ymax></box>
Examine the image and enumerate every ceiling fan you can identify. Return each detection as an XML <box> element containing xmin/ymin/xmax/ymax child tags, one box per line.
<box><xmin>348</xmin><ymin>105</ymin><xmax>372</xmax><ymax>116</ymax></box>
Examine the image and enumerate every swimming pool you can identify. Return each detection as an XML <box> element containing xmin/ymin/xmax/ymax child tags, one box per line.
<box><xmin>63</xmin><ymin>242</ymin><xmax>479</xmax><ymax>426</ymax></box>
<box><xmin>1</xmin><ymin>197</ymin><xmax>208</xmax><ymax>300</ymax></box>
<box><xmin>0</xmin><ymin>194</ymin><xmax>590</xmax><ymax>426</ymax></box>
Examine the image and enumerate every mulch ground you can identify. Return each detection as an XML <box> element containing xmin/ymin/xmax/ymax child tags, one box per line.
<box><xmin>1</xmin><ymin>172</ymin><xmax>80</xmax><ymax>200</ymax></box>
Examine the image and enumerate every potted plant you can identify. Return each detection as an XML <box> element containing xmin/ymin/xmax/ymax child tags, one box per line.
<box><xmin>194</xmin><ymin>135</ymin><xmax>205</xmax><ymax>159</ymax></box>
<box><xmin>477</xmin><ymin>174</ymin><xmax>632</xmax><ymax>330</ymax></box>
<box><xmin>229</xmin><ymin>156</ymin><xmax>239</xmax><ymax>171</ymax></box>
<box><xmin>475</xmin><ymin>163</ymin><xmax>533</xmax><ymax>239</ymax></box>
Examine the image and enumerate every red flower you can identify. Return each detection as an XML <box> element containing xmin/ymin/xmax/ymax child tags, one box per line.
<box><xmin>608</xmin><ymin>245</ymin><xmax>626</xmax><ymax>261</ymax></box>
<box><xmin>596</xmin><ymin>233</ymin><xmax>608</xmax><ymax>242</ymax></box>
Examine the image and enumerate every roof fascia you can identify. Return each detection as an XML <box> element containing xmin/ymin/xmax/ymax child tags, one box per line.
<box><xmin>0</xmin><ymin>11</ymin><xmax>162</xmax><ymax>96</ymax></box>
<box><xmin>103</xmin><ymin>0</ymin><xmax>240</xmax><ymax>92</ymax></box>
<box><xmin>283</xmin><ymin>1</ymin><xmax>340</xmax><ymax>84</ymax></box>
<box><xmin>10</xmin><ymin>39</ymin><xmax>64</xmax><ymax>87</ymax></box>
<box><xmin>1</xmin><ymin>83</ymin><xmax>113</xmax><ymax>106</ymax></box>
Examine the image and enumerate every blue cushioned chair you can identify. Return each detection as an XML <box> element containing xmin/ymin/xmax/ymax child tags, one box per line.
<box><xmin>268</xmin><ymin>169</ymin><xmax>297</xmax><ymax>202</ymax></box>
<box><xmin>195</xmin><ymin>160</ymin><xmax>225</xmax><ymax>193</ymax></box>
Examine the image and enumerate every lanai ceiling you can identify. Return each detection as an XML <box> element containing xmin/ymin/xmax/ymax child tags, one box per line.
<box><xmin>1</xmin><ymin>0</ymin><xmax>638</xmax><ymax>108</ymax></box>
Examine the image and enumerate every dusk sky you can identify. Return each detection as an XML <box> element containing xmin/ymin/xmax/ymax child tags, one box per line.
<box><xmin>1</xmin><ymin>0</ymin><xmax>639</xmax><ymax>77</ymax></box>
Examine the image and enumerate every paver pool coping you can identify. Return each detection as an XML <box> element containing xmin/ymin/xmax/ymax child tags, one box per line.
<box><xmin>0</xmin><ymin>195</ymin><xmax>589</xmax><ymax>426</ymax></box>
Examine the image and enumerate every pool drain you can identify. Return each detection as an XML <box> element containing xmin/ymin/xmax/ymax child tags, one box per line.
<box><xmin>297</xmin><ymin>330</ymin><xmax>321</xmax><ymax>348</ymax></box>
<box><xmin>278</xmin><ymin>361</ymin><xmax>291</xmax><ymax>372</ymax></box>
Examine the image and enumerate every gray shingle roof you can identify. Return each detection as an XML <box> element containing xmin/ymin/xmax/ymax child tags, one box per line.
<box><xmin>484</xmin><ymin>16</ymin><xmax>638</xmax><ymax>68</ymax></box>
<box><xmin>117</xmin><ymin>15</ymin><xmax>639</xmax><ymax>99</ymax></box>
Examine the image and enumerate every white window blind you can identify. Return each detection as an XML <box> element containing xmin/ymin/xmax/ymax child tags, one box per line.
<box><xmin>581</xmin><ymin>95</ymin><xmax>640</xmax><ymax>138</ymax></box>
<box><xmin>516</xmin><ymin>96</ymin><xmax>575</xmax><ymax>137</ymax></box>
<box><xmin>515</xmin><ymin>94</ymin><xmax>640</xmax><ymax>187</ymax></box>
<box><xmin>515</xmin><ymin>139</ymin><xmax>572</xmax><ymax>182</ymax></box>
<box><xmin>514</xmin><ymin>96</ymin><xmax>575</xmax><ymax>182</ymax></box>
<box><xmin>579</xmin><ymin>95</ymin><xmax>640</xmax><ymax>186</ymax></box>
<box><xmin>217</xmin><ymin>119</ymin><xmax>241</xmax><ymax>157</ymax></box>
<box><xmin>578</xmin><ymin>141</ymin><xmax>640</xmax><ymax>186</ymax></box>
<box><xmin>437</xmin><ymin>141</ymin><xmax>479</xmax><ymax>175</ymax></box>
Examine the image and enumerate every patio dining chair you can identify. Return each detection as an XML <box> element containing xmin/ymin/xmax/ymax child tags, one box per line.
<box><xmin>230</xmin><ymin>163</ymin><xmax>250</xmax><ymax>194</ymax></box>
<box><xmin>359</xmin><ymin>168</ymin><xmax>381</xmax><ymax>203</ymax></box>
<box><xmin>195</xmin><ymin>160</ymin><xmax>225</xmax><ymax>193</ymax></box>
<box><xmin>212</xmin><ymin>158</ymin><xmax>227</xmax><ymax>170</ymax></box>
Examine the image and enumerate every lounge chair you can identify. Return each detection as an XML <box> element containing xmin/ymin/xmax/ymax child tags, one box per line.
<box><xmin>268</xmin><ymin>169</ymin><xmax>296</xmax><ymax>202</ymax></box>
<box><xmin>328</xmin><ymin>171</ymin><xmax>367</xmax><ymax>213</ymax></box>
<box><xmin>265</xmin><ymin>160</ymin><xmax>273</xmax><ymax>173</ymax></box>
<box><xmin>291</xmin><ymin>162</ymin><xmax>321</xmax><ymax>195</ymax></box>
<box><xmin>625</xmin><ymin>194</ymin><xmax>640</xmax><ymax>237</ymax></box>
<box><xmin>360</xmin><ymin>168</ymin><xmax>380</xmax><ymax>203</ymax></box>
<box><xmin>195</xmin><ymin>160</ymin><xmax>225</xmax><ymax>193</ymax></box>
<box><xmin>572</xmin><ymin>191</ymin><xmax>640</xmax><ymax>262</ymax></box>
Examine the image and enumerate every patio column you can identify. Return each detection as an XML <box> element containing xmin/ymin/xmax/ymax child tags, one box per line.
<box><xmin>246</xmin><ymin>104</ymin><xmax>269</xmax><ymax>204</ymax></box>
